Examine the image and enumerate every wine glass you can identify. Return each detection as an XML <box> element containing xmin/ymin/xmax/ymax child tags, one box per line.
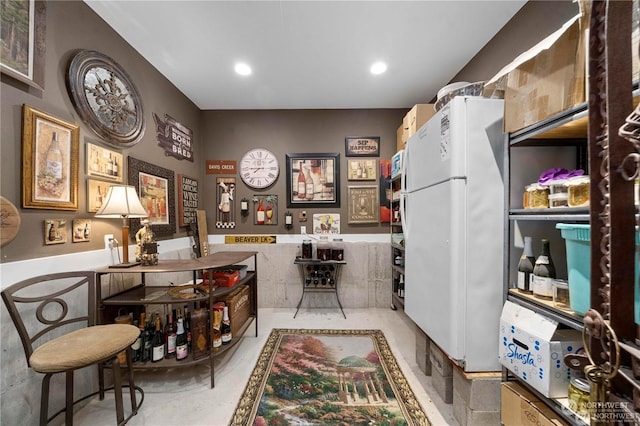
<box><xmin>265</xmin><ymin>207</ymin><xmax>273</xmax><ymax>224</ymax></box>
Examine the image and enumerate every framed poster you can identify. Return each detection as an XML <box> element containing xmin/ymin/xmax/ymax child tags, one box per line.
<box><xmin>86</xmin><ymin>178</ymin><xmax>111</xmax><ymax>213</ymax></box>
<box><xmin>128</xmin><ymin>157</ymin><xmax>175</xmax><ymax>239</ymax></box>
<box><xmin>345</xmin><ymin>136</ymin><xmax>380</xmax><ymax>157</ymax></box>
<box><xmin>347</xmin><ymin>186</ymin><xmax>380</xmax><ymax>224</ymax></box>
<box><xmin>347</xmin><ymin>159</ymin><xmax>377</xmax><ymax>181</ymax></box>
<box><xmin>86</xmin><ymin>140</ymin><xmax>123</xmax><ymax>182</ymax></box>
<box><xmin>253</xmin><ymin>194</ymin><xmax>278</xmax><ymax>225</ymax></box>
<box><xmin>286</xmin><ymin>153</ymin><xmax>340</xmax><ymax>208</ymax></box>
<box><xmin>22</xmin><ymin>105</ymin><xmax>79</xmax><ymax>210</ymax></box>
<box><xmin>178</xmin><ymin>174</ymin><xmax>198</xmax><ymax>227</ymax></box>
<box><xmin>72</xmin><ymin>219</ymin><xmax>91</xmax><ymax>242</ymax></box>
<box><xmin>312</xmin><ymin>213</ymin><xmax>340</xmax><ymax>235</ymax></box>
<box><xmin>0</xmin><ymin>0</ymin><xmax>46</xmax><ymax>89</ymax></box>
<box><xmin>44</xmin><ymin>218</ymin><xmax>66</xmax><ymax>244</ymax></box>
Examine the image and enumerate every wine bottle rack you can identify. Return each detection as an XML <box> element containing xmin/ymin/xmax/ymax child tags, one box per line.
<box><xmin>96</xmin><ymin>251</ymin><xmax>258</xmax><ymax>389</ymax></box>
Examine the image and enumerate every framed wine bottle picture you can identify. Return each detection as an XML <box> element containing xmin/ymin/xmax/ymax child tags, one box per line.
<box><xmin>285</xmin><ymin>153</ymin><xmax>340</xmax><ymax>208</ymax></box>
<box><xmin>22</xmin><ymin>105</ymin><xmax>79</xmax><ymax>210</ymax></box>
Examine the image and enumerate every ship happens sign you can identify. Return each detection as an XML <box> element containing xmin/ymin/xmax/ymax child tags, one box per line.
<box><xmin>153</xmin><ymin>113</ymin><xmax>194</xmax><ymax>161</ymax></box>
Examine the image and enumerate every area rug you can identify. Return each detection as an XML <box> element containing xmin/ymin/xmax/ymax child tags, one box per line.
<box><xmin>230</xmin><ymin>328</ymin><xmax>430</xmax><ymax>426</ymax></box>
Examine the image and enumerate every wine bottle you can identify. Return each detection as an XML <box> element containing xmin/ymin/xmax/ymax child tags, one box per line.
<box><xmin>45</xmin><ymin>132</ymin><xmax>63</xmax><ymax>180</ymax></box>
<box><xmin>83</xmin><ymin>223</ymin><xmax>89</xmax><ymax>239</ymax></box>
<box><xmin>297</xmin><ymin>161</ymin><xmax>306</xmax><ymax>199</ymax></box>
<box><xmin>184</xmin><ymin>306</ymin><xmax>192</xmax><ymax>352</ymax></box>
<box><xmin>212</xmin><ymin>309</ymin><xmax>222</xmax><ymax>351</ymax></box>
<box><xmin>142</xmin><ymin>317</ymin><xmax>153</xmax><ymax>362</ymax></box>
<box><xmin>164</xmin><ymin>313</ymin><xmax>177</xmax><ymax>358</ymax></box>
<box><xmin>130</xmin><ymin>319</ymin><xmax>141</xmax><ymax>362</ymax></box>
<box><xmin>532</xmin><ymin>238</ymin><xmax>556</xmax><ymax>299</ymax></box>
<box><xmin>221</xmin><ymin>306</ymin><xmax>232</xmax><ymax>345</ymax></box>
<box><xmin>256</xmin><ymin>199</ymin><xmax>265</xmax><ymax>225</ymax></box>
<box><xmin>112</xmin><ymin>157</ymin><xmax>118</xmax><ymax>177</ymax></box>
<box><xmin>305</xmin><ymin>166</ymin><xmax>314</xmax><ymax>200</ymax></box>
<box><xmin>96</xmin><ymin>185</ymin><xmax>103</xmax><ymax>210</ymax></box>
<box><xmin>517</xmin><ymin>236</ymin><xmax>536</xmax><ymax>293</ymax></box>
<box><xmin>175</xmin><ymin>318</ymin><xmax>188</xmax><ymax>360</ymax></box>
<box><xmin>138</xmin><ymin>313</ymin><xmax>147</xmax><ymax>362</ymax></box>
<box><xmin>106</xmin><ymin>153</ymin><xmax>114</xmax><ymax>176</ymax></box>
<box><xmin>47</xmin><ymin>223</ymin><xmax>57</xmax><ymax>242</ymax></box>
<box><xmin>151</xmin><ymin>316</ymin><xmax>165</xmax><ymax>362</ymax></box>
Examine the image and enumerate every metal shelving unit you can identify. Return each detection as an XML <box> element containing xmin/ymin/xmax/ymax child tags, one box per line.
<box><xmin>390</xmin><ymin>173</ymin><xmax>404</xmax><ymax>311</ymax></box>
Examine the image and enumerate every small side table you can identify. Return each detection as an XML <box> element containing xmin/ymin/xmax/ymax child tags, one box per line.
<box><xmin>293</xmin><ymin>258</ymin><xmax>346</xmax><ymax>318</ymax></box>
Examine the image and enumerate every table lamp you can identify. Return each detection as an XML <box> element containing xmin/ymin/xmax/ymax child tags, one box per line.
<box><xmin>95</xmin><ymin>184</ymin><xmax>149</xmax><ymax>268</ymax></box>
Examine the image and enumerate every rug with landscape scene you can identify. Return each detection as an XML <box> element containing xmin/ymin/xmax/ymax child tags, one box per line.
<box><xmin>229</xmin><ymin>328</ymin><xmax>430</xmax><ymax>426</ymax></box>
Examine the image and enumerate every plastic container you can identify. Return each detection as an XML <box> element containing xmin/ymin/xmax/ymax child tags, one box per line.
<box><xmin>548</xmin><ymin>193</ymin><xmax>569</xmax><ymax>208</ymax></box>
<box><xmin>566</xmin><ymin>176</ymin><xmax>590</xmax><ymax>207</ymax></box>
<box><xmin>552</xmin><ymin>279</ymin><xmax>570</xmax><ymax>309</ymax></box>
<box><xmin>523</xmin><ymin>183</ymin><xmax>549</xmax><ymax>209</ymax></box>
<box><xmin>556</xmin><ymin>223</ymin><xmax>639</xmax><ymax>320</ymax></box>
<box><xmin>547</xmin><ymin>179</ymin><xmax>568</xmax><ymax>195</ymax></box>
<box><xmin>331</xmin><ymin>238</ymin><xmax>344</xmax><ymax>261</ymax></box>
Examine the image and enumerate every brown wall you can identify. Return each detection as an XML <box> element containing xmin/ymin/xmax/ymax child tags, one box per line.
<box><xmin>1</xmin><ymin>1</ymin><xmax>201</xmax><ymax>263</ymax></box>
<box><xmin>200</xmin><ymin>109</ymin><xmax>403</xmax><ymax>234</ymax></box>
<box><xmin>1</xmin><ymin>0</ymin><xmax>581</xmax><ymax>263</ymax></box>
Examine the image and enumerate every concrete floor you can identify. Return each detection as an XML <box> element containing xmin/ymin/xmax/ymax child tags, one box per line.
<box><xmin>72</xmin><ymin>308</ymin><xmax>458</xmax><ymax>425</ymax></box>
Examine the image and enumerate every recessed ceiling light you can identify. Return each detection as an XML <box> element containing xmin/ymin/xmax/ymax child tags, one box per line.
<box><xmin>370</xmin><ymin>62</ymin><xmax>387</xmax><ymax>75</ymax></box>
<box><xmin>235</xmin><ymin>63</ymin><xmax>252</xmax><ymax>76</ymax></box>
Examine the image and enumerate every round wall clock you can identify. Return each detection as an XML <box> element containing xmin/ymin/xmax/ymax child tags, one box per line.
<box><xmin>239</xmin><ymin>148</ymin><xmax>279</xmax><ymax>189</ymax></box>
<box><xmin>67</xmin><ymin>50</ymin><xmax>145</xmax><ymax>147</ymax></box>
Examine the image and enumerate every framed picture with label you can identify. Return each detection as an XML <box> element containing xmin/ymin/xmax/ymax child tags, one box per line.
<box><xmin>285</xmin><ymin>153</ymin><xmax>340</xmax><ymax>208</ymax></box>
<box><xmin>22</xmin><ymin>105</ymin><xmax>79</xmax><ymax>210</ymax></box>
<box><xmin>345</xmin><ymin>136</ymin><xmax>380</xmax><ymax>157</ymax></box>
<box><xmin>347</xmin><ymin>185</ymin><xmax>379</xmax><ymax>224</ymax></box>
<box><xmin>347</xmin><ymin>159</ymin><xmax>377</xmax><ymax>181</ymax></box>
<box><xmin>85</xmin><ymin>140</ymin><xmax>123</xmax><ymax>182</ymax></box>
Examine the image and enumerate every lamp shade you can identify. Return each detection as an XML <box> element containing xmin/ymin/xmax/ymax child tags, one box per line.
<box><xmin>95</xmin><ymin>185</ymin><xmax>148</xmax><ymax>218</ymax></box>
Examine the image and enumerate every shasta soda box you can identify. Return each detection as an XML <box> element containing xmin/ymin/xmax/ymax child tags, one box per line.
<box><xmin>498</xmin><ymin>300</ymin><xmax>583</xmax><ymax>398</ymax></box>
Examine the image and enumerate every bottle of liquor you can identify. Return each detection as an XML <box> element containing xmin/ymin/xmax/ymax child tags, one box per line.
<box><xmin>305</xmin><ymin>166</ymin><xmax>314</xmax><ymax>200</ymax></box>
<box><xmin>112</xmin><ymin>157</ymin><xmax>118</xmax><ymax>177</ymax></box>
<box><xmin>142</xmin><ymin>316</ymin><xmax>153</xmax><ymax>362</ymax></box>
<box><xmin>221</xmin><ymin>306</ymin><xmax>232</xmax><ymax>345</ymax></box>
<box><xmin>138</xmin><ymin>313</ymin><xmax>147</xmax><ymax>362</ymax></box>
<box><xmin>46</xmin><ymin>132</ymin><xmax>63</xmax><ymax>180</ymax></box>
<box><xmin>106</xmin><ymin>153</ymin><xmax>114</xmax><ymax>176</ymax></box>
<box><xmin>151</xmin><ymin>316</ymin><xmax>165</xmax><ymax>362</ymax></box>
<box><xmin>95</xmin><ymin>185</ymin><xmax>103</xmax><ymax>210</ymax></box>
<box><xmin>532</xmin><ymin>238</ymin><xmax>556</xmax><ymax>299</ymax></box>
<box><xmin>212</xmin><ymin>307</ymin><xmax>222</xmax><ymax>351</ymax></box>
<box><xmin>130</xmin><ymin>320</ymin><xmax>141</xmax><ymax>362</ymax></box>
<box><xmin>297</xmin><ymin>161</ymin><xmax>306</xmax><ymax>199</ymax></box>
<box><xmin>83</xmin><ymin>223</ymin><xmax>90</xmax><ymax>239</ymax></box>
<box><xmin>175</xmin><ymin>318</ymin><xmax>188</xmax><ymax>360</ymax></box>
<box><xmin>517</xmin><ymin>236</ymin><xmax>536</xmax><ymax>294</ymax></box>
<box><xmin>47</xmin><ymin>222</ymin><xmax>57</xmax><ymax>242</ymax></box>
<box><xmin>164</xmin><ymin>313</ymin><xmax>177</xmax><ymax>358</ymax></box>
<box><xmin>184</xmin><ymin>306</ymin><xmax>192</xmax><ymax>353</ymax></box>
<box><xmin>256</xmin><ymin>199</ymin><xmax>265</xmax><ymax>225</ymax></box>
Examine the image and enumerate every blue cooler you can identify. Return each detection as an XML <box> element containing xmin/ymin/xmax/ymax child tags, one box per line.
<box><xmin>556</xmin><ymin>223</ymin><xmax>639</xmax><ymax>323</ymax></box>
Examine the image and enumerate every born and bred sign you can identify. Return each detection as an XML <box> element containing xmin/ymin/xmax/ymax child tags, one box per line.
<box><xmin>153</xmin><ymin>113</ymin><xmax>194</xmax><ymax>161</ymax></box>
<box><xmin>345</xmin><ymin>136</ymin><xmax>380</xmax><ymax>157</ymax></box>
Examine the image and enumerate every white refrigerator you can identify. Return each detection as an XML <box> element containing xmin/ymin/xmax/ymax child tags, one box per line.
<box><xmin>401</xmin><ymin>96</ymin><xmax>504</xmax><ymax>372</ymax></box>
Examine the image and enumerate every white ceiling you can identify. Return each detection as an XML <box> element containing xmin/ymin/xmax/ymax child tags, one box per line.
<box><xmin>84</xmin><ymin>1</ymin><xmax>526</xmax><ymax>110</ymax></box>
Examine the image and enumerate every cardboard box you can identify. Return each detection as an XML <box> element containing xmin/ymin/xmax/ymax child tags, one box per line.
<box><xmin>498</xmin><ymin>301</ymin><xmax>583</xmax><ymax>398</ymax></box>
<box><xmin>404</xmin><ymin>104</ymin><xmax>436</xmax><ymax>140</ymax></box>
<box><xmin>497</xmin><ymin>14</ymin><xmax>586</xmax><ymax>133</ymax></box>
<box><xmin>501</xmin><ymin>381</ymin><xmax>569</xmax><ymax>426</ymax></box>
<box><xmin>396</xmin><ymin>125</ymin><xmax>406</xmax><ymax>152</ymax></box>
<box><xmin>218</xmin><ymin>285</ymin><xmax>251</xmax><ymax>338</ymax></box>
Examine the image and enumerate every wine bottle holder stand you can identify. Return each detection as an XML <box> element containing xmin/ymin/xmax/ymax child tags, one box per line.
<box><xmin>294</xmin><ymin>259</ymin><xmax>346</xmax><ymax>318</ymax></box>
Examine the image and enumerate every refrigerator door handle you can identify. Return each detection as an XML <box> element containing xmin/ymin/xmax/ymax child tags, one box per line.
<box><xmin>400</xmin><ymin>150</ymin><xmax>408</xmax><ymax>236</ymax></box>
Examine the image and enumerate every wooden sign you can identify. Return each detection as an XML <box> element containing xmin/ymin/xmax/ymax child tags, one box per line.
<box><xmin>153</xmin><ymin>113</ymin><xmax>194</xmax><ymax>161</ymax></box>
<box><xmin>178</xmin><ymin>174</ymin><xmax>198</xmax><ymax>227</ymax></box>
<box><xmin>206</xmin><ymin>160</ymin><xmax>236</xmax><ymax>174</ymax></box>
<box><xmin>225</xmin><ymin>235</ymin><xmax>276</xmax><ymax>244</ymax></box>
<box><xmin>345</xmin><ymin>136</ymin><xmax>380</xmax><ymax>157</ymax></box>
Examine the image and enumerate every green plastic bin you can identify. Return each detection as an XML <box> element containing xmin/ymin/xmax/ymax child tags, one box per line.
<box><xmin>556</xmin><ymin>223</ymin><xmax>639</xmax><ymax>322</ymax></box>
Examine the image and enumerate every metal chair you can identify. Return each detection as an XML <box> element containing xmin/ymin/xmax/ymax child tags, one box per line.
<box><xmin>1</xmin><ymin>271</ymin><xmax>143</xmax><ymax>425</ymax></box>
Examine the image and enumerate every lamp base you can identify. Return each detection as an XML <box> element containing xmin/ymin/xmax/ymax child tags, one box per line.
<box><xmin>108</xmin><ymin>261</ymin><xmax>141</xmax><ymax>269</ymax></box>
